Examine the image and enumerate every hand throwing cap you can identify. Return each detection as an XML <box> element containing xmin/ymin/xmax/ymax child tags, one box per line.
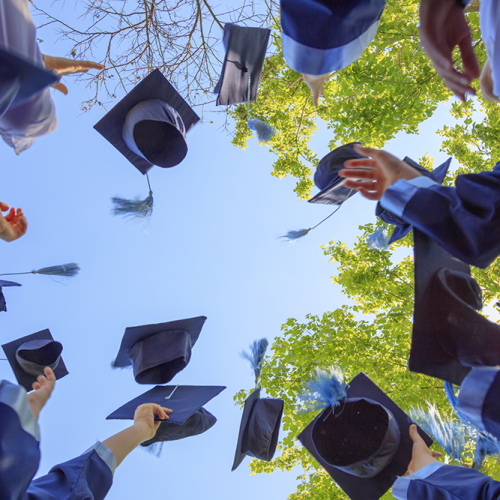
<box><xmin>298</xmin><ymin>372</ymin><xmax>432</xmax><ymax>500</ymax></box>
<box><xmin>112</xmin><ymin>316</ymin><xmax>207</xmax><ymax>384</ymax></box>
<box><xmin>107</xmin><ymin>384</ymin><xmax>225</xmax><ymax>447</ymax></box>
<box><xmin>94</xmin><ymin>69</ymin><xmax>200</xmax><ymax>174</ymax></box>
<box><xmin>410</xmin><ymin>229</ymin><xmax>500</xmax><ymax>385</ymax></box>
<box><xmin>1</xmin><ymin>329</ymin><xmax>69</xmax><ymax>391</ymax></box>
<box><xmin>376</xmin><ymin>158</ymin><xmax>451</xmax><ymax>244</ymax></box>
<box><xmin>0</xmin><ymin>46</ymin><xmax>58</xmax><ymax>118</ymax></box>
<box><xmin>214</xmin><ymin>24</ymin><xmax>271</xmax><ymax>106</ymax></box>
<box><xmin>308</xmin><ymin>142</ymin><xmax>368</xmax><ymax>205</ymax></box>
<box><xmin>0</xmin><ymin>280</ymin><xmax>21</xmax><ymax>313</ymax></box>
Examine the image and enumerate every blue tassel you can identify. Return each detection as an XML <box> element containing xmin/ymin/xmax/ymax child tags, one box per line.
<box><xmin>278</xmin><ymin>228</ymin><xmax>312</xmax><ymax>242</ymax></box>
<box><xmin>140</xmin><ymin>441</ymin><xmax>164</xmax><ymax>458</ymax></box>
<box><xmin>241</xmin><ymin>338</ymin><xmax>269</xmax><ymax>385</ymax></box>
<box><xmin>248</xmin><ymin>118</ymin><xmax>275</xmax><ymax>143</ymax></box>
<box><xmin>367</xmin><ymin>226</ymin><xmax>391</xmax><ymax>251</ymax></box>
<box><xmin>32</xmin><ymin>263</ymin><xmax>80</xmax><ymax>278</ymax></box>
<box><xmin>301</xmin><ymin>367</ymin><xmax>346</xmax><ymax>412</ymax></box>
<box><xmin>111</xmin><ymin>191</ymin><xmax>153</xmax><ymax>221</ymax></box>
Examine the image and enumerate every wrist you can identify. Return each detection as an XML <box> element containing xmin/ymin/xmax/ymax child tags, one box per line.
<box><xmin>132</xmin><ymin>421</ymin><xmax>154</xmax><ymax>442</ymax></box>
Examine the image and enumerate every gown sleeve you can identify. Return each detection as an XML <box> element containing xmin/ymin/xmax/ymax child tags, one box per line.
<box><xmin>392</xmin><ymin>462</ymin><xmax>500</xmax><ymax>500</ymax></box>
<box><xmin>24</xmin><ymin>442</ymin><xmax>116</xmax><ymax>500</ymax></box>
<box><xmin>0</xmin><ymin>0</ymin><xmax>57</xmax><ymax>154</ymax></box>
<box><xmin>379</xmin><ymin>163</ymin><xmax>500</xmax><ymax>268</ymax></box>
<box><xmin>0</xmin><ymin>380</ymin><xmax>41</xmax><ymax>500</ymax></box>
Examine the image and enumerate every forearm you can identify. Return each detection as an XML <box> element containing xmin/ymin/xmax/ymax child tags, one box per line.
<box><xmin>102</xmin><ymin>423</ymin><xmax>150</xmax><ymax>467</ymax></box>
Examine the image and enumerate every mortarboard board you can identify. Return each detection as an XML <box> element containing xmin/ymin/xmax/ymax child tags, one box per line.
<box><xmin>94</xmin><ymin>69</ymin><xmax>200</xmax><ymax>175</ymax></box>
<box><xmin>0</xmin><ymin>46</ymin><xmax>58</xmax><ymax>118</ymax></box>
<box><xmin>298</xmin><ymin>372</ymin><xmax>433</xmax><ymax>500</ymax></box>
<box><xmin>410</xmin><ymin>229</ymin><xmax>500</xmax><ymax>386</ymax></box>
<box><xmin>0</xmin><ymin>280</ymin><xmax>21</xmax><ymax>312</ymax></box>
<box><xmin>232</xmin><ymin>339</ymin><xmax>284</xmax><ymax>471</ymax></box>
<box><xmin>375</xmin><ymin>158</ymin><xmax>451</xmax><ymax>244</ymax></box>
<box><xmin>214</xmin><ymin>24</ymin><xmax>271</xmax><ymax>106</ymax></box>
<box><xmin>107</xmin><ymin>385</ymin><xmax>225</xmax><ymax>448</ymax></box>
<box><xmin>308</xmin><ymin>142</ymin><xmax>368</xmax><ymax>206</ymax></box>
<box><xmin>1</xmin><ymin>329</ymin><xmax>69</xmax><ymax>392</ymax></box>
<box><xmin>112</xmin><ymin>316</ymin><xmax>207</xmax><ymax>385</ymax></box>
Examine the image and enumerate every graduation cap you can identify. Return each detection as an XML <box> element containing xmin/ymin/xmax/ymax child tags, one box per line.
<box><xmin>0</xmin><ymin>46</ymin><xmax>58</xmax><ymax>118</ymax></box>
<box><xmin>94</xmin><ymin>69</ymin><xmax>200</xmax><ymax>220</ymax></box>
<box><xmin>1</xmin><ymin>329</ymin><xmax>69</xmax><ymax>392</ymax></box>
<box><xmin>409</xmin><ymin>229</ymin><xmax>500</xmax><ymax>386</ymax></box>
<box><xmin>298</xmin><ymin>370</ymin><xmax>433</xmax><ymax>500</ymax></box>
<box><xmin>232</xmin><ymin>339</ymin><xmax>284</xmax><ymax>471</ymax></box>
<box><xmin>107</xmin><ymin>385</ymin><xmax>225</xmax><ymax>453</ymax></box>
<box><xmin>375</xmin><ymin>157</ymin><xmax>451</xmax><ymax>245</ymax></box>
<box><xmin>112</xmin><ymin>316</ymin><xmax>207</xmax><ymax>385</ymax></box>
<box><xmin>0</xmin><ymin>280</ymin><xmax>21</xmax><ymax>312</ymax></box>
<box><xmin>279</xmin><ymin>143</ymin><xmax>368</xmax><ymax>241</ymax></box>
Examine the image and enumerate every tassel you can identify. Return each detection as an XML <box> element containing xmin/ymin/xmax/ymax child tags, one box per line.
<box><xmin>110</xmin><ymin>360</ymin><xmax>132</xmax><ymax>370</ymax></box>
<box><xmin>367</xmin><ymin>226</ymin><xmax>391</xmax><ymax>251</ymax></box>
<box><xmin>248</xmin><ymin>118</ymin><xmax>275</xmax><ymax>143</ymax></box>
<box><xmin>300</xmin><ymin>367</ymin><xmax>346</xmax><ymax>412</ymax></box>
<box><xmin>111</xmin><ymin>191</ymin><xmax>153</xmax><ymax>221</ymax></box>
<box><xmin>241</xmin><ymin>338</ymin><xmax>269</xmax><ymax>385</ymax></box>
<box><xmin>140</xmin><ymin>441</ymin><xmax>164</xmax><ymax>458</ymax></box>
<box><xmin>278</xmin><ymin>228</ymin><xmax>312</xmax><ymax>242</ymax></box>
<box><xmin>0</xmin><ymin>263</ymin><xmax>80</xmax><ymax>278</ymax></box>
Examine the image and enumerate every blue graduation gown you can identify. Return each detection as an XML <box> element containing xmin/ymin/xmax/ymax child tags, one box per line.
<box><xmin>392</xmin><ymin>462</ymin><xmax>500</xmax><ymax>499</ymax></box>
<box><xmin>0</xmin><ymin>380</ymin><xmax>115</xmax><ymax>500</ymax></box>
<box><xmin>380</xmin><ymin>161</ymin><xmax>500</xmax><ymax>269</ymax></box>
<box><xmin>280</xmin><ymin>0</ymin><xmax>385</xmax><ymax>75</ymax></box>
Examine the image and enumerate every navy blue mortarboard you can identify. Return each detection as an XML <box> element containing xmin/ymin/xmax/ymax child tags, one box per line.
<box><xmin>308</xmin><ymin>142</ymin><xmax>368</xmax><ymax>206</ymax></box>
<box><xmin>214</xmin><ymin>24</ymin><xmax>271</xmax><ymax>106</ymax></box>
<box><xmin>94</xmin><ymin>69</ymin><xmax>199</xmax><ymax>174</ymax></box>
<box><xmin>298</xmin><ymin>371</ymin><xmax>433</xmax><ymax>500</ymax></box>
<box><xmin>1</xmin><ymin>329</ymin><xmax>69</xmax><ymax>392</ymax></box>
<box><xmin>232</xmin><ymin>339</ymin><xmax>284</xmax><ymax>471</ymax></box>
<box><xmin>376</xmin><ymin>158</ymin><xmax>451</xmax><ymax>244</ymax></box>
<box><xmin>112</xmin><ymin>316</ymin><xmax>207</xmax><ymax>385</ymax></box>
<box><xmin>410</xmin><ymin>229</ymin><xmax>500</xmax><ymax>386</ymax></box>
<box><xmin>107</xmin><ymin>385</ymin><xmax>225</xmax><ymax>450</ymax></box>
<box><xmin>0</xmin><ymin>280</ymin><xmax>21</xmax><ymax>312</ymax></box>
<box><xmin>0</xmin><ymin>46</ymin><xmax>58</xmax><ymax>118</ymax></box>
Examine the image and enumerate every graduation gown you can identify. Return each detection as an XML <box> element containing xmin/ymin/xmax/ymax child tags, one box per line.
<box><xmin>280</xmin><ymin>0</ymin><xmax>385</xmax><ymax>75</ymax></box>
<box><xmin>380</xmin><ymin>161</ymin><xmax>500</xmax><ymax>269</ymax></box>
<box><xmin>0</xmin><ymin>0</ymin><xmax>57</xmax><ymax>154</ymax></box>
<box><xmin>0</xmin><ymin>380</ymin><xmax>115</xmax><ymax>500</ymax></box>
<box><xmin>392</xmin><ymin>462</ymin><xmax>500</xmax><ymax>499</ymax></box>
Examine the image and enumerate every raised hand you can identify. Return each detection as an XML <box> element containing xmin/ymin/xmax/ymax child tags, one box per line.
<box><xmin>302</xmin><ymin>73</ymin><xmax>331</xmax><ymax>106</ymax></box>
<box><xmin>27</xmin><ymin>367</ymin><xmax>56</xmax><ymax>421</ymax></box>
<box><xmin>419</xmin><ymin>0</ymin><xmax>480</xmax><ymax>101</ymax></box>
<box><xmin>406</xmin><ymin>424</ymin><xmax>443</xmax><ymax>475</ymax></box>
<box><xmin>338</xmin><ymin>144</ymin><xmax>422</xmax><ymax>200</ymax></box>
<box><xmin>0</xmin><ymin>202</ymin><xmax>27</xmax><ymax>242</ymax></box>
<box><xmin>42</xmin><ymin>55</ymin><xmax>105</xmax><ymax>95</ymax></box>
<box><xmin>133</xmin><ymin>403</ymin><xmax>173</xmax><ymax>442</ymax></box>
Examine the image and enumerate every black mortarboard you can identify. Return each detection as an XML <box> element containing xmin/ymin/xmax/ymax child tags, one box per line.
<box><xmin>107</xmin><ymin>384</ymin><xmax>225</xmax><ymax>446</ymax></box>
<box><xmin>232</xmin><ymin>387</ymin><xmax>284</xmax><ymax>471</ymax></box>
<box><xmin>298</xmin><ymin>372</ymin><xmax>432</xmax><ymax>500</ymax></box>
<box><xmin>112</xmin><ymin>316</ymin><xmax>207</xmax><ymax>385</ymax></box>
<box><xmin>0</xmin><ymin>280</ymin><xmax>21</xmax><ymax>312</ymax></box>
<box><xmin>308</xmin><ymin>143</ymin><xmax>368</xmax><ymax>205</ymax></box>
<box><xmin>1</xmin><ymin>329</ymin><xmax>69</xmax><ymax>392</ymax></box>
<box><xmin>94</xmin><ymin>69</ymin><xmax>200</xmax><ymax>174</ymax></box>
<box><xmin>0</xmin><ymin>46</ymin><xmax>58</xmax><ymax>118</ymax></box>
<box><xmin>376</xmin><ymin>158</ymin><xmax>451</xmax><ymax>244</ymax></box>
<box><xmin>214</xmin><ymin>24</ymin><xmax>271</xmax><ymax>106</ymax></box>
<box><xmin>410</xmin><ymin>229</ymin><xmax>500</xmax><ymax>385</ymax></box>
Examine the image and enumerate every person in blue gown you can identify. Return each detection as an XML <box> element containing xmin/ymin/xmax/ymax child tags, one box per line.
<box><xmin>391</xmin><ymin>424</ymin><xmax>500</xmax><ymax>499</ymax></box>
<box><xmin>0</xmin><ymin>367</ymin><xmax>172</xmax><ymax>500</ymax></box>
<box><xmin>338</xmin><ymin>144</ymin><xmax>500</xmax><ymax>269</ymax></box>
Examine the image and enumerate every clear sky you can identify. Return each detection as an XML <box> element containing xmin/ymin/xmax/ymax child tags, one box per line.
<box><xmin>0</xmin><ymin>5</ymin><xmax>494</xmax><ymax>500</ymax></box>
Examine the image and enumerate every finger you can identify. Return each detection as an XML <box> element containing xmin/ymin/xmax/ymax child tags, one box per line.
<box><xmin>352</xmin><ymin>144</ymin><xmax>380</xmax><ymax>159</ymax></box>
<box><xmin>78</xmin><ymin>61</ymin><xmax>105</xmax><ymax>70</ymax></box>
<box><xmin>344</xmin><ymin>158</ymin><xmax>378</xmax><ymax>170</ymax></box>
<box><xmin>431</xmin><ymin>450</ymin><xmax>443</xmax><ymax>458</ymax></box>
<box><xmin>338</xmin><ymin>168</ymin><xmax>376</xmax><ymax>180</ymax></box>
<box><xmin>358</xmin><ymin>188</ymin><xmax>381</xmax><ymax>201</ymax></box>
<box><xmin>44</xmin><ymin>367</ymin><xmax>56</xmax><ymax>382</ymax></box>
<box><xmin>409</xmin><ymin>424</ymin><xmax>425</xmax><ymax>445</ymax></box>
<box><xmin>32</xmin><ymin>381</ymin><xmax>41</xmax><ymax>391</ymax></box>
<box><xmin>343</xmin><ymin>180</ymin><xmax>376</xmax><ymax>191</ymax></box>
<box><xmin>53</xmin><ymin>82</ymin><xmax>68</xmax><ymax>95</ymax></box>
<box><xmin>4</xmin><ymin>208</ymin><xmax>16</xmax><ymax>222</ymax></box>
<box><xmin>458</xmin><ymin>35</ymin><xmax>481</xmax><ymax>81</ymax></box>
<box><xmin>0</xmin><ymin>202</ymin><xmax>9</xmax><ymax>212</ymax></box>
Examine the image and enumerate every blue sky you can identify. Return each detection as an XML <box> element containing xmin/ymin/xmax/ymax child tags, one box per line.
<box><xmin>0</xmin><ymin>5</ymin><xmax>494</xmax><ymax>500</ymax></box>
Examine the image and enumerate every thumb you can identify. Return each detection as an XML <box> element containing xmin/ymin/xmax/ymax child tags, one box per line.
<box><xmin>52</xmin><ymin>82</ymin><xmax>68</xmax><ymax>95</ymax></box>
<box><xmin>0</xmin><ymin>202</ymin><xmax>9</xmax><ymax>212</ymax></box>
<box><xmin>409</xmin><ymin>424</ymin><xmax>424</xmax><ymax>445</ymax></box>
